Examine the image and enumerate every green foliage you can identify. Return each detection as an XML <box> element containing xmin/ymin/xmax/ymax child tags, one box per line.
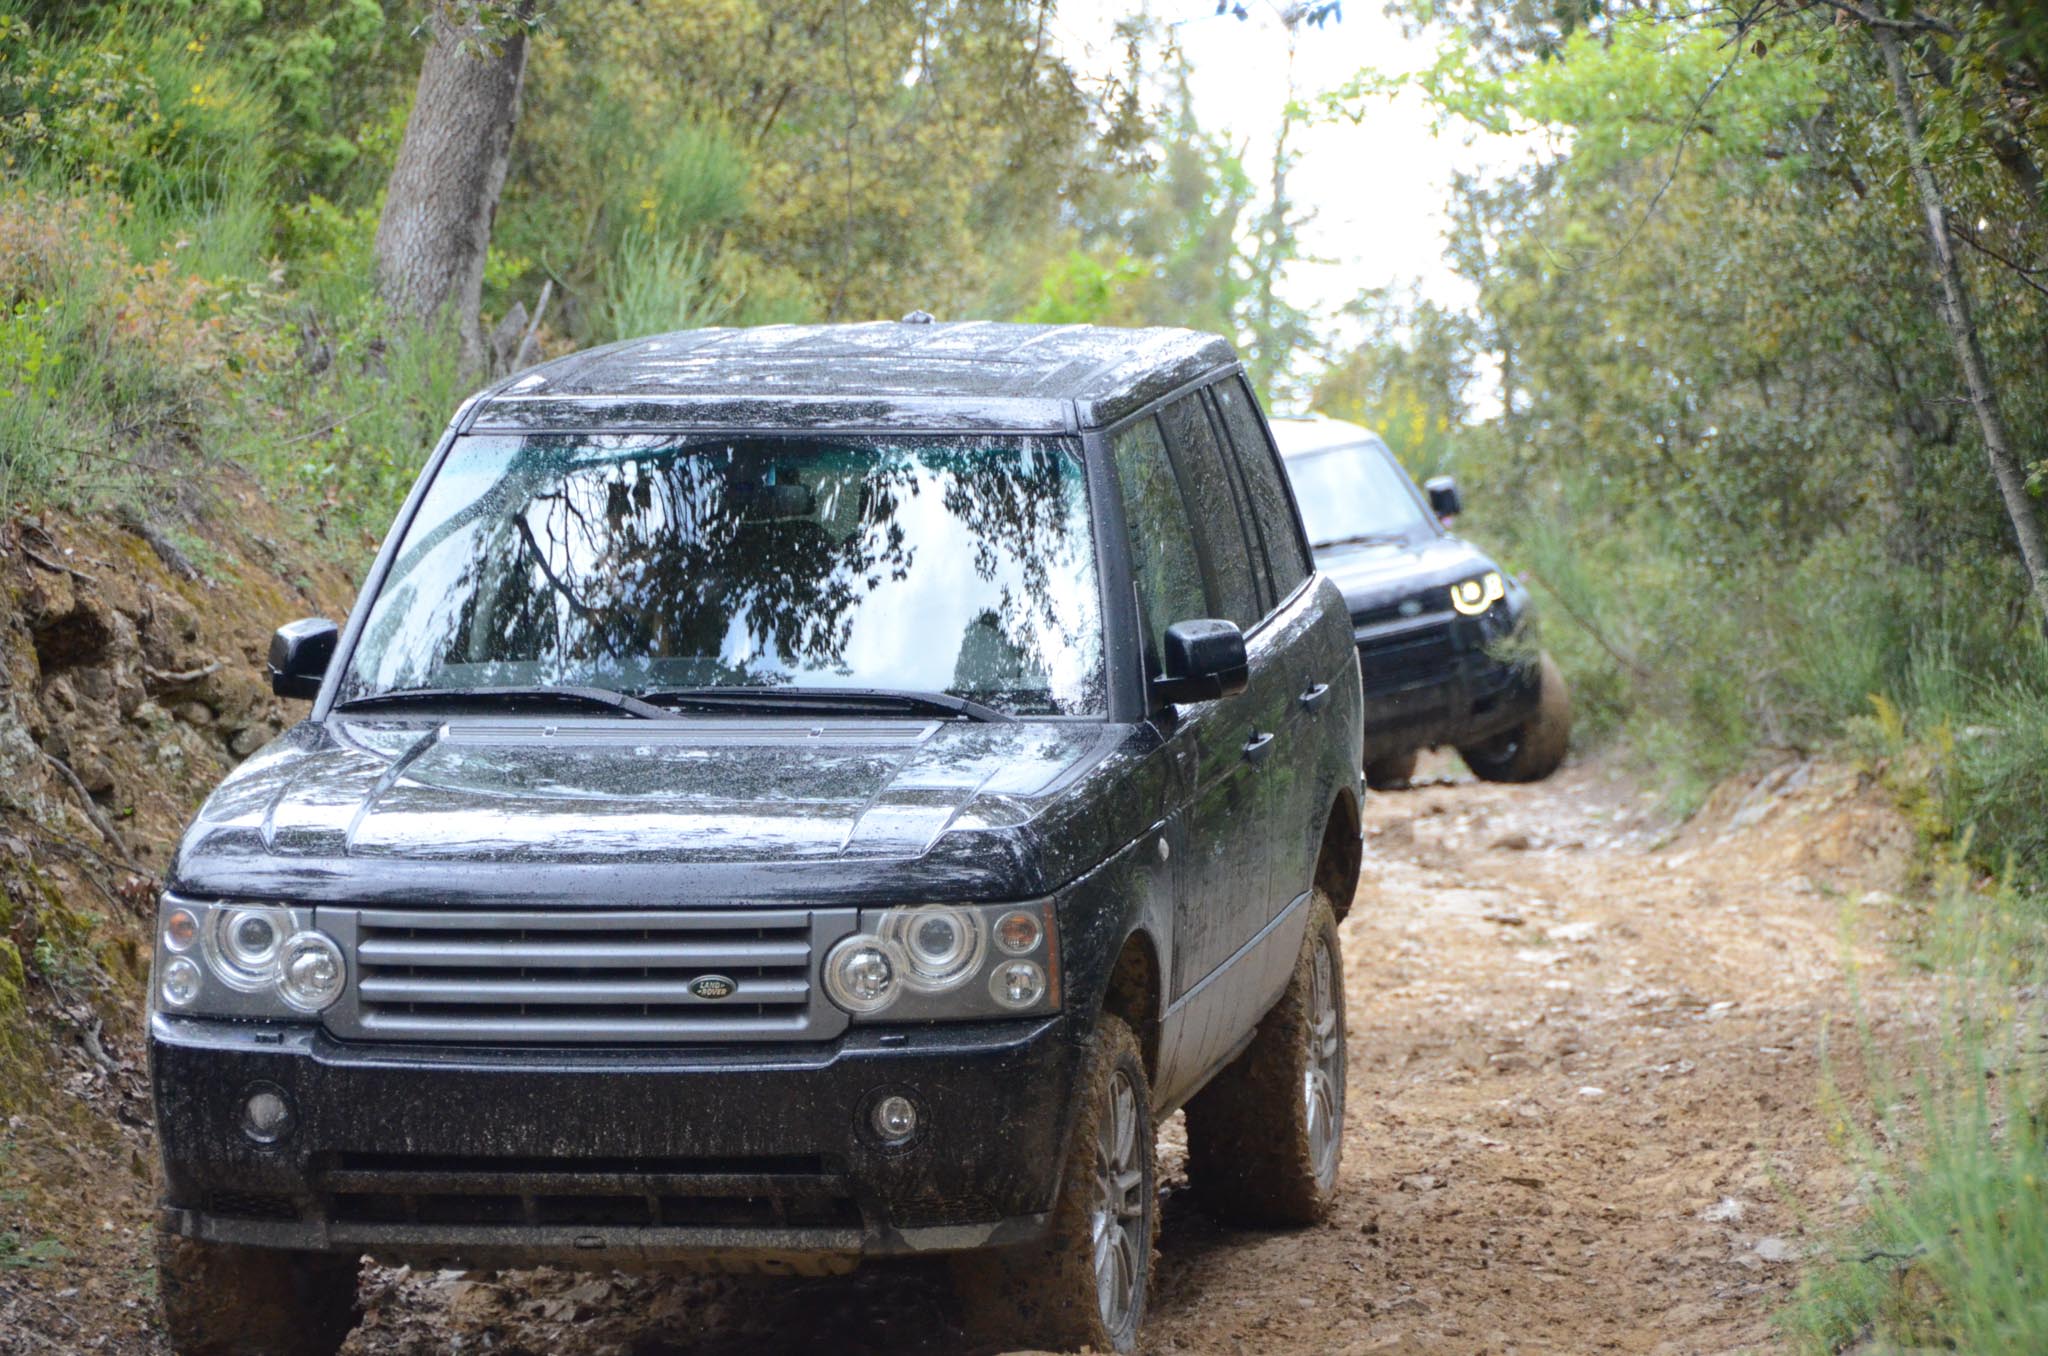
<box><xmin>1330</xmin><ymin>5</ymin><xmax>2047</xmax><ymax>860</ymax></box>
<box><xmin>1010</xmin><ymin>53</ymin><xmax>1298</xmax><ymax>397</ymax></box>
<box><xmin>0</xmin><ymin>0</ymin><xmax>1136</xmax><ymax>539</ymax></box>
<box><xmin>598</xmin><ymin>230</ymin><xmax>730</xmax><ymax>344</ymax></box>
<box><xmin>1786</xmin><ymin>866</ymin><xmax>2048</xmax><ymax>1352</ymax></box>
<box><xmin>1312</xmin><ymin>288</ymin><xmax>1478</xmax><ymax>475</ymax></box>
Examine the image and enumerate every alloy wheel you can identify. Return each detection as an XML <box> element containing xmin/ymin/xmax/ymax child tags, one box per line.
<box><xmin>1305</xmin><ymin>930</ymin><xmax>1344</xmax><ymax>1191</ymax></box>
<box><xmin>1091</xmin><ymin>1066</ymin><xmax>1147</xmax><ymax>1336</ymax></box>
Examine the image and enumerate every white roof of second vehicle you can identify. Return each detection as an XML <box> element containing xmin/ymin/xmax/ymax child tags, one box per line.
<box><xmin>1266</xmin><ymin>413</ymin><xmax>1387</xmax><ymax>460</ymax></box>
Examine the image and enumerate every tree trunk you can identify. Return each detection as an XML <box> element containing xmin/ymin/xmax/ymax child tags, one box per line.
<box><xmin>1875</xmin><ymin>25</ymin><xmax>2048</xmax><ymax>631</ymax></box>
<box><xmin>374</xmin><ymin>2</ymin><xmax>534</xmax><ymax>374</ymax></box>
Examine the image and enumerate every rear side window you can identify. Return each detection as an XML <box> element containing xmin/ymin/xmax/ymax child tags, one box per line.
<box><xmin>1213</xmin><ymin>377</ymin><xmax>1312</xmax><ymax>596</ymax></box>
<box><xmin>1109</xmin><ymin>417</ymin><xmax>1207</xmax><ymax>676</ymax></box>
<box><xmin>1159</xmin><ymin>395</ymin><xmax>1261</xmax><ymax>631</ymax></box>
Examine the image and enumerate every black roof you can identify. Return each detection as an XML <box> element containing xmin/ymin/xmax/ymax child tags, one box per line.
<box><xmin>468</xmin><ymin>321</ymin><xmax>1241</xmax><ymax>435</ymax></box>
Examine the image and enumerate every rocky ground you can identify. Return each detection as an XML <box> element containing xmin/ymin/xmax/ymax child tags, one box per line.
<box><xmin>29</xmin><ymin>746</ymin><xmax>1908</xmax><ymax>1356</ymax></box>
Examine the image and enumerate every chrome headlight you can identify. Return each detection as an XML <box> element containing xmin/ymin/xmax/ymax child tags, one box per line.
<box><xmin>1451</xmin><ymin>571</ymin><xmax>1507</xmax><ymax>616</ymax></box>
<box><xmin>153</xmin><ymin>897</ymin><xmax>345</xmax><ymax>1019</ymax></box>
<box><xmin>823</xmin><ymin>902</ymin><xmax>1059</xmax><ymax>1021</ymax></box>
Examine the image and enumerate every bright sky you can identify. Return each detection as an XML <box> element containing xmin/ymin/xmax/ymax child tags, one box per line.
<box><xmin>1050</xmin><ymin>2</ymin><xmax>1536</xmax><ymax>362</ymax></box>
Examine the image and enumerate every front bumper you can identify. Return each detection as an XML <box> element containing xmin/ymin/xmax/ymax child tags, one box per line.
<box><xmin>1355</xmin><ymin>609</ymin><xmax>1540</xmax><ymax>758</ymax></box>
<box><xmin>151</xmin><ymin>1011</ymin><xmax>1077</xmax><ymax>1271</ymax></box>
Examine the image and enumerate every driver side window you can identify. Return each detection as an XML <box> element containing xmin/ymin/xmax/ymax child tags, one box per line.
<box><xmin>1109</xmin><ymin>416</ymin><xmax>1208</xmax><ymax>678</ymax></box>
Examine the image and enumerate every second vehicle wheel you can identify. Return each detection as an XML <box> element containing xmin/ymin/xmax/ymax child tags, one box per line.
<box><xmin>1184</xmin><ymin>890</ymin><xmax>1346</xmax><ymax>1226</ymax></box>
<box><xmin>157</xmin><ymin>1231</ymin><xmax>361</xmax><ymax>1356</ymax></box>
<box><xmin>1459</xmin><ymin>650</ymin><xmax>1572</xmax><ymax>783</ymax></box>
<box><xmin>1364</xmin><ymin>749</ymin><xmax>1419</xmax><ymax>789</ymax></box>
<box><xmin>952</xmin><ymin>1013</ymin><xmax>1155</xmax><ymax>1354</ymax></box>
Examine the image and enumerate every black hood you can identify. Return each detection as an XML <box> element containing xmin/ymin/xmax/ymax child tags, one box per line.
<box><xmin>170</xmin><ymin>715</ymin><xmax>1146</xmax><ymax>908</ymax></box>
<box><xmin>1313</xmin><ymin>533</ymin><xmax>1498</xmax><ymax>616</ymax></box>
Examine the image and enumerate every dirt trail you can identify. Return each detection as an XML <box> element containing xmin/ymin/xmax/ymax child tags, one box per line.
<box><xmin>331</xmin><ymin>751</ymin><xmax>1921</xmax><ymax>1356</ymax></box>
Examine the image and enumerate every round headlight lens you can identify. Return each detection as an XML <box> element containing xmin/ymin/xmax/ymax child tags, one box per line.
<box><xmin>993</xmin><ymin>910</ymin><xmax>1041</xmax><ymax>956</ymax></box>
<box><xmin>206</xmin><ymin>907</ymin><xmax>290</xmax><ymax>990</ymax></box>
<box><xmin>989</xmin><ymin>959</ymin><xmax>1047</xmax><ymax>1010</ymax></box>
<box><xmin>228</xmin><ymin>911</ymin><xmax>281</xmax><ymax>965</ymax></box>
<box><xmin>823</xmin><ymin>936</ymin><xmax>901</xmax><ymax>1015</ymax></box>
<box><xmin>276</xmin><ymin>933</ymin><xmax>345</xmax><ymax>1012</ymax></box>
<box><xmin>885</xmin><ymin>907</ymin><xmax>984</xmax><ymax>991</ymax></box>
<box><xmin>159</xmin><ymin>956</ymin><xmax>202</xmax><ymax>1009</ymax></box>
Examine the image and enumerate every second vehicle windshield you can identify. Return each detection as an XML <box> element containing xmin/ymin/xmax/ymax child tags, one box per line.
<box><xmin>338</xmin><ymin>432</ymin><xmax>1105</xmax><ymax>716</ymax></box>
<box><xmin>1284</xmin><ymin>440</ymin><xmax>1435</xmax><ymax>548</ymax></box>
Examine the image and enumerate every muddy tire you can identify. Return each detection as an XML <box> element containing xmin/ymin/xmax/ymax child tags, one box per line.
<box><xmin>1184</xmin><ymin>892</ymin><xmax>1346</xmax><ymax>1227</ymax></box>
<box><xmin>951</xmin><ymin>1013</ymin><xmax>1155</xmax><ymax>1354</ymax></box>
<box><xmin>1364</xmin><ymin>749</ymin><xmax>1419</xmax><ymax>789</ymax></box>
<box><xmin>157</xmin><ymin>1231</ymin><xmax>360</xmax><ymax>1356</ymax></box>
<box><xmin>1459</xmin><ymin>650</ymin><xmax>1571</xmax><ymax>784</ymax></box>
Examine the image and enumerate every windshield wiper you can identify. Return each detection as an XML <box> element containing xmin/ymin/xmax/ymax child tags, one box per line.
<box><xmin>334</xmin><ymin>684</ymin><xmax>682</xmax><ymax>721</ymax></box>
<box><xmin>645</xmin><ymin>685</ymin><xmax>1016</xmax><ymax>724</ymax></box>
<box><xmin>1311</xmin><ymin>531</ymin><xmax>1407</xmax><ymax>550</ymax></box>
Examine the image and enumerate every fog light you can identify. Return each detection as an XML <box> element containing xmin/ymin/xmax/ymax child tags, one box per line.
<box><xmin>241</xmin><ymin>1086</ymin><xmax>294</xmax><ymax>1144</ymax></box>
<box><xmin>989</xmin><ymin>959</ymin><xmax>1046</xmax><ymax>1009</ymax></box>
<box><xmin>870</xmin><ymin>1093</ymin><xmax>918</xmax><ymax>1144</ymax></box>
<box><xmin>159</xmin><ymin>956</ymin><xmax>202</xmax><ymax>1008</ymax></box>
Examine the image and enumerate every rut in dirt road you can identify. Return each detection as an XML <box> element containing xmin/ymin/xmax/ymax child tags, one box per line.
<box><xmin>339</xmin><ymin>755</ymin><xmax>1919</xmax><ymax>1356</ymax></box>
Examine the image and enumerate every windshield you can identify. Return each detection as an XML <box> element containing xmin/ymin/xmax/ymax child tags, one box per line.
<box><xmin>338</xmin><ymin>433</ymin><xmax>1105</xmax><ymax>716</ymax></box>
<box><xmin>1283</xmin><ymin>440</ymin><xmax>1435</xmax><ymax>547</ymax></box>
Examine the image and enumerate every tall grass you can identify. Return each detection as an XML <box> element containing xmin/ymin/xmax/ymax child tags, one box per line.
<box><xmin>1787</xmin><ymin>867</ymin><xmax>2048</xmax><ymax>1352</ymax></box>
<box><xmin>599</xmin><ymin>229</ymin><xmax>731</xmax><ymax>344</ymax></box>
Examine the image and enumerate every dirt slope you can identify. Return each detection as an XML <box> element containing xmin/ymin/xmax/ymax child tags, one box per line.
<box><xmin>0</xmin><ymin>492</ymin><xmax>360</xmax><ymax>1354</ymax></box>
<box><xmin>307</xmin><ymin>750</ymin><xmax>1922</xmax><ymax>1356</ymax></box>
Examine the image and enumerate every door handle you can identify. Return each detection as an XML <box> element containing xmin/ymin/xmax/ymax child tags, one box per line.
<box><xmin>1243</xmin><ymin>730</ymin><xmax>1276</xmax><ymax>765</ymax></box>
<box><xmin>1298</xmin><ymin>683</ymin><xmax>1330</xmax><ymax>713</ymax></box>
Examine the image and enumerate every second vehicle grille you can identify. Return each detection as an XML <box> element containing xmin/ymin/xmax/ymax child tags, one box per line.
<box><xmin>318</xmin><ymin>907</ymin><xmax>856</xmax><ymax>1045</ymax></box>
<box><xmin>1357</xmin><ymin>616</ymin><xmax>1458</xmax><ymax>693</ymax></box>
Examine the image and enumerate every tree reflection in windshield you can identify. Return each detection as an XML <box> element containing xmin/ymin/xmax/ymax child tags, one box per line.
<box><xmin>341</xmin><ymin>433</ymin><xmax>1105</xmax><ymax>715</ymax></box>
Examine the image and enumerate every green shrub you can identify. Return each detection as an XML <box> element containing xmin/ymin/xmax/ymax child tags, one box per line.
<box><xmin>599</xmin><ymin>229</ymin><xmax>731</xmax><ymax>344</ymax></box>
<box><xmin>1788</xmin><ymin>867</ymin><xmax>2048</xmax><ymax>1352</ymax></box>
<box><xmin>1942</xmin><ymin>675</ymin><xmax>2048</xmax><ymax>892</ymax></box>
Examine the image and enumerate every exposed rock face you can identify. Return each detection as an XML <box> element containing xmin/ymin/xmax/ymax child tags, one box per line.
<box><xmin>0</xmin><ymin>521</ymin><xmax>334</xmax><ymax>866</ymax></box>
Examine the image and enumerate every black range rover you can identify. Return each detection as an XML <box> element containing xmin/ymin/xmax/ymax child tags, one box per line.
<box><xmin>1272</xmin><ymin>415</ymin><xmax>1570</xmax><ymax>789</ymax></box>
<box><xmin>149</xmin><ymin>321</ymin><xmax>1366</xmax><ymax>1355</ymax></box>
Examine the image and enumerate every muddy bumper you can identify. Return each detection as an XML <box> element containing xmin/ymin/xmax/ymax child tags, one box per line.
<box><xmin>1356</xmin><ymin>613</ymin><xmax>1541</xmax><ymax>759</ymax></box>
<box><xmin>150</xmin><ymin>1013</ymin><xmax>1075</xmax><ymax>1270</ymax></box>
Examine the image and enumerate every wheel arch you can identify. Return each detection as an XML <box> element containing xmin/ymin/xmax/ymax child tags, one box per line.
<box><xmin>1315</xmin><ymin>787</ymin><xmax>1363</xmax><ymax>921</ymax></box>
<box><xmin>1100</xmin><ymin>926</ymin><xmax>1164</xmax><ymax>1084</ymax></box>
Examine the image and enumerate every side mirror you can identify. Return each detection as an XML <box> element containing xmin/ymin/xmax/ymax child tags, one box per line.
<box><xmin>268</xmin><ymin>618</ymin><xmax>338</xmax><ymax>699</ymax></box>
<box><xmin>1154</xmin><ymin>619</ymin><xmax>1249</xmax><ymax>705</ymax></box>
<box><xmin>1424</xmin><ymin>475</ymin><xmax>1463</xmax><ymax>522</ymax></box>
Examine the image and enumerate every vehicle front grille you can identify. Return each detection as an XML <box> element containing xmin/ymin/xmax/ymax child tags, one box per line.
<box><xmin>1350</xmin><ymin>587</ymin><xmax>1450</xmax><ymax>629</ymax></box>
<box><xmin>1357</xmin><ymin>617</ymin><xmax>1459</xmax><ymax>693</ymax></box>
<box><xmin>318</xmin><ymin>907</ymin><xmax>856</xmax><ymax>1045</ymax></box>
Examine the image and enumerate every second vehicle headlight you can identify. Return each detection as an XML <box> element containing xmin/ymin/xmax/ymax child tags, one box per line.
<box><xmin>154</xmin><ymin>897</ymin><xmax>345</xmax><ymax>1019</ymax></box>
<box><xmin>1451</xmin><ymin>570</ymin><xmax>1507</xmax><ymax>616</ymax></box>
<box><xmin>823</xmin><ymin>902</ymin><xmax>1059</xmax><ymax>1021</ymax></box>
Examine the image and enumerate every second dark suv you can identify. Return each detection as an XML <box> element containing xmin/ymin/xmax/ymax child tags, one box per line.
<box><xmin>1272</xmin><ymin>415</ymin><xmax>1570</xmax><ymax>788</ymax></box>
<box><xmin>149</xmin><ymin>321</ymin><xmax>1364</xmax><ymax>1355</ymax></box>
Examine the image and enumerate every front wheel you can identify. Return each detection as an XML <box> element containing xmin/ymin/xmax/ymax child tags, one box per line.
<box><xmin>1184</xmin><ymin>891</ymin><xmax>1346</xmax><ymax>1225</ymax></box>
<box><xmin>952</xmin><ymin>1014</ymin><xmax>1156</xmax><ymax>1353</ymax></box>
<box><xmin>1460</xmin><ymin>650</ymin><xmax>1572</xmax><ymax>783</ymax></box>
<box><xmin>157</xmin><ymin>1232</ymin><xmax>360</xmax><ymax>1356</ymax></box>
